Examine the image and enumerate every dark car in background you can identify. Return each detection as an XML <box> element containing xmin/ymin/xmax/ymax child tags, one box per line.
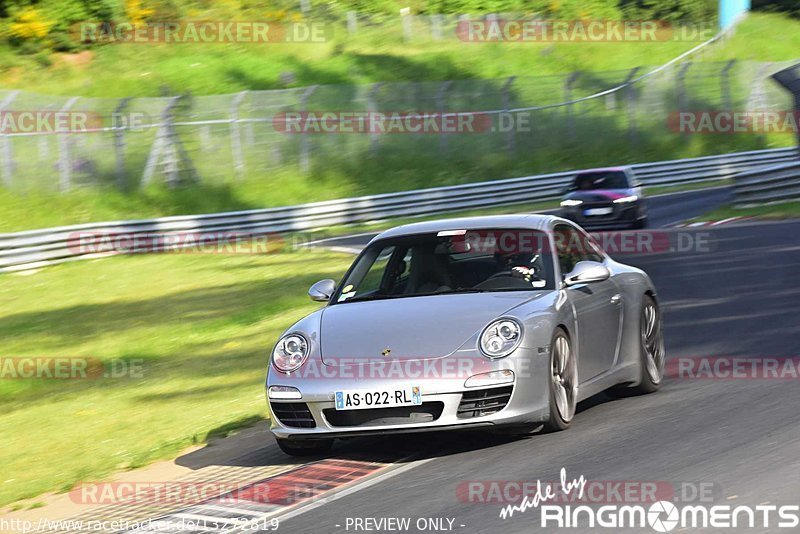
<box><xmin>558</xmin><ymin>167</ymin><xmax>648</xmax><ymax>230</ymax></box>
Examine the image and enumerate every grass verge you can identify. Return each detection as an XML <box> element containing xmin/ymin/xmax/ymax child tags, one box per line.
<box><xmin>0</xmin><ymin>247</ymin><xmax>354</xmax><ymax>508</ymax></box>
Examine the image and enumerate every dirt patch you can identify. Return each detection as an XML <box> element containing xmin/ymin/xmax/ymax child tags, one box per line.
<box><xmin>55</xmin><ymin>50</ymin><xmax>95</xmax><ymax>69</ymax></box>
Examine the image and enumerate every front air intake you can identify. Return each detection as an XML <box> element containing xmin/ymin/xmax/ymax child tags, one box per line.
<box><xmin>270</xmin><ymin>402</ymin><xmax>316</xmax><ymax>428</ymax></box>
<box><xmin>457</xmin><ymin>386</ymin><xmax>513</xmax><ymax>418</ymax></box>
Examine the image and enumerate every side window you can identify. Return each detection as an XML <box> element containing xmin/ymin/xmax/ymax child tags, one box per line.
<box><xmin>579</xmin><ymin>228</ymin><xmax>605</xmax><ymax>263</ymax></box>
<box><xmin>553</xmin><ymin>225</ymin><xmax>603</xmax><ymax>276</ymax></box>
<box><xmin>554</xmin><ymin>225</ymin><xmax>580</xmax><ymax>275</ymax></box>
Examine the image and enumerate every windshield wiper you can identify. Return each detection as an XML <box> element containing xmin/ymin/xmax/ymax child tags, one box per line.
<box><xmin>414</xmin><ymin>288</ymin><xmax>488</xmax><ymax>296</ymax></box>
<box><xmin>341</xmin><ymin>288</ymin><xmax>486</xmax><ymax>303</ymax></box>
<box><xmin>438</xmin><ymin>288</ymin><xmax>487</xmax><ymax>294</ymax></box>
<box><xmin>339</xmin><ymin>294</ymin><xmax>405</xmax><ymax>303</ymax></box>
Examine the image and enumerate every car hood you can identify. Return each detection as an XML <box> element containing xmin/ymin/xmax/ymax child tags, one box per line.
<box><xmin>319</xmin><ymin>293</ymin><xmax>540</xmax><ymax>365</ymax></box>
<box><xmin>565</xmin><ymin>188</ymin><xmax>633</xmax><ymax>202</ymax></box>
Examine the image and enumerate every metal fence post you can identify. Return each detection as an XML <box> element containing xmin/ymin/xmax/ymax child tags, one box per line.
<box><xmin>431</xmin><ymin>14</ymin><xmax>443</xmax><ymax>40</ymax></box>
<box><xmin>299</xmin><ymin>85</ymin><xmax>317</xmax><ymax>174</ymax></box>
<box><xmin>367</xmin><ymin>82</ymin><xmax>384</xmax><ymax>154</ymax></box>
<box><xmin>347</xmin><ymin>11</ymin><xmax>357</xmax><ymax>34</ymax></box>
<box><xmin>230</xmin><ymin>91</ymin><xmax>248</xmax><ymax>180</ymax></box>
<box><xmin>624</xmin><ymin>67</ymin><xmax>641</xmax><ymax>147</ymax></box>
<box><xmin>401</xmin><ymin>9</ymin><xmax>413</xmax><ymax>41</ymax></box>
<box><xmin>501</xmin><ymin>76</ymin><xmax>516</xmax><ymax>155</ymax></box>
<box><xmin>746</xmin><ymin>63</ymin><xmax>772</xmax><ymax>111</ymax></box>
<box><xmin>0</xmin><ymin>91</ymin><xmax>19</xmax><ymax>189</ymax></box>
<box><xmin>564</xmin><ymin>72</ymin><xmax>581</xmax><ymax>142</ymax></box>
<box><xmin>436</xmin><ymin>81</ymin><xmax>453</xmax><ymax>152</ymax></box>
<box><xmin>721</xmin><ymin>59</ymin><xmax>737</xmax><ymax>110</ymax></box>
<box><xmin>58</xmin><ymin>97</ymin><xmax>78</xmax><ymax>191</ymax></box>
<box><xmin>113</xmin><ymin>97</ymin><xmax>131</xmax><ymax>190</ymax></box>
<box><xmin>38</xmin><ymin>135</ymin><xmax>49</xmax><ymax>170</ymax></box>
<box><xmin>143</xmin><ymin>98</ymin><xmax>169</xmax><ymax>186</ymax></box>
<box><xmin>677</xmin><ymin>62</ymin><xmax>692</xmax><ymax>111</ymax></box>
<box><xmin>143</xmin><ymin>97</ymin><xmax>182</xmax><ymax>186</ymax></box>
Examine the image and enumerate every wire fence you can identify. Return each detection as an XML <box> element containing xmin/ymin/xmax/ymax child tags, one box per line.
<box><xmin>0</xmin><ymin>58</ymin><xmax>796</xmax><ymax>194</ymax></box>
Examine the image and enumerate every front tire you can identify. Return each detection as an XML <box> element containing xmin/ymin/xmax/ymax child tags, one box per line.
<box><xmin>543</xmin><ymin>328</ymin><xmax>577</xmax><ymax>432</ymax></box>
<box><xmin>276</xmin><ymin>437</ymin><xmax>333</xmax><ymax>457</ymax></box>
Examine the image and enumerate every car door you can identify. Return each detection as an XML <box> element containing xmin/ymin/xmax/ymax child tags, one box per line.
<box><xmin>554</xmin><ymin>224</ymin><xmax>622</xmax><ymax>381</ymax></box>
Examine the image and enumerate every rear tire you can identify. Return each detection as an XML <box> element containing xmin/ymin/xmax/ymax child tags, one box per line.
<box><xmin>542</xmin><ymin>328</ymin><xmax>577</xmax><ymax>432</ymax></box>
<box><xmin>610</xmin><ymin>294</ymin><xmax>665</xmax><ymax>397</ymax></box>
<box><xmin>276</xmin><ymin>437</ymin><xmax>333</xmax><ymax>457</ymax></box>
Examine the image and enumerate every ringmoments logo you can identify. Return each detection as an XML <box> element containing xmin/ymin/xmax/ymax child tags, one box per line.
<box><xmin>499</xmin><ymin>469</ymin><xmax>800</xmax><ymax>531</ymax></box>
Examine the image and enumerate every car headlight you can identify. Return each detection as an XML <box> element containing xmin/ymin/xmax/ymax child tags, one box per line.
<box><xmin>272</xmin><ymin>333</ymin><xmax>309</xmax><ymax>372</ymax></box>
<box><xmin>479</xmin><ymin>319</ymin><xmax>523</xmax><ymax>359</ymax></box>
<box><xmin>613</xmin><ymin>195</ymin><xmax>639</xmax><ymax>204</ymax></box>
<box><xmin>560</xmin><ymin>199</ymin><xmax>583</xmax><ymax>207</ymax></box>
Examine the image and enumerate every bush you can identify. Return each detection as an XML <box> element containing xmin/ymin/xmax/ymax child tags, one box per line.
<box><xmin>49</xmin><ymin>29</ymin><xmax>81</xmax><ymax>51</ymax></box>
<box><xmin>618</xmin><ymin>0</ymin><xmax>718</xmax><ymax>22</ymax></box>
<box><xmin>33</xmin><ymin>49</ymin><xmax>52</xmax><ymax>66</ymax></box>
<box><xmin>141</xmin><ymin>0</ymin><xmax>182</xmax><ymax>22</ymax></box>
<box><xmin>8</xmin><ymin>8</ymin><xmax>53</xmax><ymax>40</ymax></box>
<box><xmin>3</xmin><ymin>0</ymin><xmax>114</xmax><ymax>53</ymax></box>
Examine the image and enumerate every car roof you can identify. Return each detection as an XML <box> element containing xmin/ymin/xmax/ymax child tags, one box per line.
<box><xmin>372</xmin><ymin>214</ymin><xmax>566</xmax><ymax>241</ymax></box>
<box><xmin>575</xmin><ymin>166</ymin><xmax>630</xmax><ymax>174</ymax></box>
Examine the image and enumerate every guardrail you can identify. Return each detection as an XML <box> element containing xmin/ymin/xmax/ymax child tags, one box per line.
<box><xmin>1</xmin><ymin>146</ymin><xmax>797</xmax><ymax>272</ymax></box>
<box><xmin>734</xmin><ymin>159</ymin><xmax>800</xmax><ymax>206</ymax></box>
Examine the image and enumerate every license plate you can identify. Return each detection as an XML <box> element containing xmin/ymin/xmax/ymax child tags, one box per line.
<box><xmin>334</xmin><ymin>386</ymin><xmax>422</xmax><ymax>411</ymax></box>
<box><xmin>585</xmin><ymin>207</ymin><xmax>613</xmax><ymax>216</ymax></box>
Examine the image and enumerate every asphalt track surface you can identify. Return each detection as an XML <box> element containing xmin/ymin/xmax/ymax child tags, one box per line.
<box><xmin>115</xmin><ymin>186</ymin><xmax>799</xmax><ymax>534</ymax></box>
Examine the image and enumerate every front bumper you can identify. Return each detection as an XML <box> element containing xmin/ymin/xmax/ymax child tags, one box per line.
<box><xmin>267</xmin><ymin>353</ymin><xmax>551</xmax><ymax>439</ymax></box>
<box><xmin>558</xmin><ymin>202</ymin><xmax>646</xmax><ymax>230</ymax></box>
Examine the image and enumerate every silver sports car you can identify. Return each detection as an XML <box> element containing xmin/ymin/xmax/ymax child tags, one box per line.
<box><xmin>266</xmin><ymin>214</ymin><xmax>665</xmax><ymax>456</ymax></box>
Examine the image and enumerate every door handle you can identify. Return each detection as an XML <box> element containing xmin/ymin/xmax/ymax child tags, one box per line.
<box><xmin>611</xmin><ymin>294</ymin><xmax>622</xmax><ymax>305</ymax></box>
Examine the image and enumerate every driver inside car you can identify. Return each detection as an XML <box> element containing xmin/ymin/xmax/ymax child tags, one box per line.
<box><xmin>494</xmin><ymin>251</ymin><xmax>544</xmax><ymax>285</ymax></box>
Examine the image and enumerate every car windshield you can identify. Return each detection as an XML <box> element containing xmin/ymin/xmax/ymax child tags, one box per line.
<box><xmin>332</xmin><ymin>228</ymin><xmax>556</xmax><ymax>304</ymax></box>
<box><xmin>571</xmin><ymin>170</ymin><xmax>630</xmax><ymax>191</ymax></box>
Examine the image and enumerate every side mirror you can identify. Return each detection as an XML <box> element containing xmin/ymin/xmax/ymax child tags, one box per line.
<box><xmin>563</xmin><ymin>261</ymin><xmax>610</xmax><ymax>287</ymax></box>
<box><xmin>308</xmin><ymin>279</ymin><xmax>336</xmax><ymax>302</ymax></box>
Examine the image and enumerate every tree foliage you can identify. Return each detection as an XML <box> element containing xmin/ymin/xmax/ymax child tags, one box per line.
<box><xmin>752</xmin><ymin>0</ymin><xmax>800</xmax><ymax>18</ymax></box>
<box><xmin>0</xmin><ymin>0</ymin><xmax>738</xmax><ymax>52</ymax></box>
